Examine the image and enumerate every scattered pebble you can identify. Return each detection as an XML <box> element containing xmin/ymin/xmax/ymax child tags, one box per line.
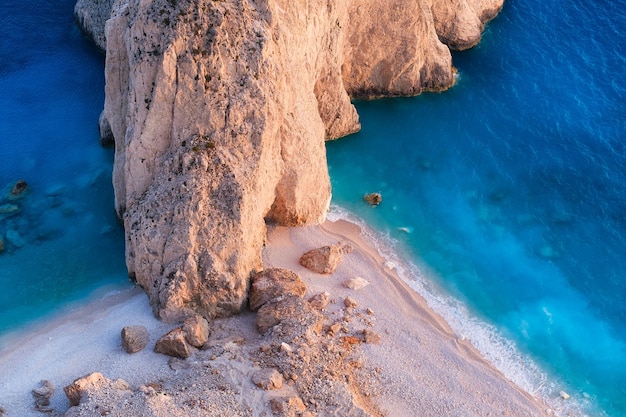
<box><xmin>559</xmin><ymin>390</ymin><xmax>570</xmax><ymax>400</ymax></box>
<box><xmin>343</xmin><ymin>277</ymin><xmax>370</xmax><ymax>290</ymax></box>
<box><xmin>344</xmin><ymin>297</ymin><xmax>358</xmax><ymax>308</ymax></box>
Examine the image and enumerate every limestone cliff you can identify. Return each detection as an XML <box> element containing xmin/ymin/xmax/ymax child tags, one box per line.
<box><xmin>77</xmin><ymin>0</ymin><xmax>502</xmax><ymax>321</ymax></box>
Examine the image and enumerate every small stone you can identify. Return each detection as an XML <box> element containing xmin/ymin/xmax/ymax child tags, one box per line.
<box><xmin>299</xmin><ymin>243</ymin><xmax>352</xmax><ymax>274</ymax></box>
<box><xmin>168</xmin><ymin>357</ymin><xmax>191</xmax><ymax>371</ymax></box>
<box><xmin>182</xmin><ymin>315</ymin><xmax>210</xmax><ymax>348</ymax></box>
<box><xmin>270</xmin><ymin>394</ymin><xmax>306</xmax><ymax>416</ymax></box>
<box><xmin>363</xmin><ymin>329</ymin><xmax>381</xmax><ymax>344</ymax></box>
<box><xmin>0</xmin><ymin>239</ymin><xmax>4</xmax><ymax>253</ymax></box>
<box><xmin>249</xmin><ymin>268</ymin><xmax>306</xmax><ymax>310</ymax></box>
<box><xmin>252</xmin><ymin>368</ymin><xmax>283</xmax><ymax>390</ymax></box>
<box><xmin>344</xmin><ymin>296</ymin><xmax>358</xmax><ymax>308</ymax></box>
<box><xmin>366</xmin><ymin>308</ymin><xmax>375</xmax><ymax>315</ymax></box>
<box><xmin>280</xmin><ymin>342</ymin><xmax>293</xmax><ymax>353</ymax></box>
<box><xmin>154</xmin><ymin>327</ymin><xmax>192</xmax><ymax>358</ymax></box>
<box><xmin>364</xmin><ymin>192</ymin><xmax>382</xmax><ymax>206</ymax></box>
<box><xmin>328</xmin><ymin>323</ymin><xmax>342</xmax><ymax>336</ymax></box>
<box><xmin>64</xmin><ymin>373</ymin><xmax>130</xmax><ymax>407</ymax></box>
<box><xmin>307</xmin><ymin>292</ymin><xmax>330</xmax><ymax>310</ymax></box>
<box><xmin>559</xmin><ymin>390</ymin><xmax>570</xmax><ymax>400</ymax></box>
<box><xmin>121</xmin><ymin>325</ymin><xmax>150</xmax><ymax>353</ymax></box>
<box><xmin>32</xmin><ymin>380</ymin><xmax>54</xmax><ymax>411</ymax></box>
<box><xmin>383</xmin><ymin>261</ymin><xmax>396</xmax><ymax>269</ymax></box>
<box><xmin>342</xmin><ymin>277</ymin><xmax>370</xmax><ymax>290</ymax></box>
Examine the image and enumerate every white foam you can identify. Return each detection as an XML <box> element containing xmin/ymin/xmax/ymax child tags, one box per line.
<box><xmin>327</xmin><ymin>204</ymin><xmax>605</xmax><ymax>417</ymax></box>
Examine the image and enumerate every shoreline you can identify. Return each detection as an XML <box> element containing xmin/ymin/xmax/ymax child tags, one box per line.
<box><xmin>0</xmin><ymin>217</ymin><xmax>553</xmax><ymax>416</ymax></box>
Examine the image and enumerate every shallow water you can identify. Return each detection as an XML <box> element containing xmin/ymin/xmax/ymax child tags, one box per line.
<box><xmin>327</xmin><ymin>0</ymin><xmax>626</xmax><ymax>415</ymax></box>
<box><xmin>0</xmin><ymin>1</ymin><xmax>129</xmax><ymax>334</ymax></box>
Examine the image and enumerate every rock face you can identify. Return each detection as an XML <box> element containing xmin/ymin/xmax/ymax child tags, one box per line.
<box><xmin>74</xmin><ymin>0</ymin><xmax>115</xmax><ymax>51</ymax></box>
<box><xmin>75</xmin><ymin>0</ymin><xmax>502</xmax><ymax>321</ymax></box>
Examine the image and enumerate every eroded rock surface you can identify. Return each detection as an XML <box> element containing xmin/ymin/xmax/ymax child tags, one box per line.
<box><xmin>75</xmin><ymin>0</ymin><xmax>502</xmax><ymax>320</ymax></box>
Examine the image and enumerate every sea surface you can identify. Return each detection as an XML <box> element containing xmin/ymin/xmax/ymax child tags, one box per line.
<box><xmin>1</xmin><ymin>0</ymin><xmax>624</xmax><ymax>416</ymax></box>
<box><xmin>326</xmin><ymin>0</ymin><xmax>626</xmax><ymax>415</ymax></box>
<box><xmin>0</xmin><ymin>1</ymin><xmax>129</xmax><ymax>335</ymax></box>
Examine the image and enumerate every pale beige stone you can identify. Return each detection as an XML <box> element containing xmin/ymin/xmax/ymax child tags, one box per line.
<box><xmin>182</xmin><ymin>315</ymin><xmax>210</xmax><ymax>348</ymax></box>
<box><xmin>249</xmin><ymin>268</ymin><xmax>306</xmax><ymax>311</ymax></box>
<box><xmin>154</xmin><ymin>328</ymin><xmax>192</xmax><ymax>359</ymax></box>
<box><xmin>299</xmin><ymin>243</ymin><xmax>353</xmax><ymax>274</ymax></box>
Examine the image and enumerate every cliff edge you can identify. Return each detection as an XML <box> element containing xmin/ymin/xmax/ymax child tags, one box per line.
<box><xmin>76</xmin><ymin>0</ymin><xmax>502</xmax><ymax>321</ymax></box>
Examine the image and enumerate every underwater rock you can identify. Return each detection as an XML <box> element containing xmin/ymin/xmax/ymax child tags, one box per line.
<box><xmin>9</xmin><ymin>180</ymin><xmax>28</xmax><ymax>197</ymax></box>
<box><xmin>364</xmin><ymin>192</ymin><xmax>382</xmax><ymax>206</ymax></box>
<box><xmin>0</xmin><ymin>238</ymin><xmax>4</xmax><ymax>253</ymax></box>
<box><xmin>5</xmin><ymin>230</ymin><xmax>25</xmax><ymax>248</ymax></box>
<box><xmin>0</xmin><ymin>204</ymin><xmax>19</xmax><ymax>216</ymax></box>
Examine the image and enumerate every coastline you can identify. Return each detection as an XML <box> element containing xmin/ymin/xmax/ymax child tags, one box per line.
<box><xmin>0</xmin><ymin>215</ymin><xmax>552</xmax><ymax>416</ymax></box>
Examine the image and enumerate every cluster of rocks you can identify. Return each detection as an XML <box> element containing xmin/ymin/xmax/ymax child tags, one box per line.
<box><xmin>55</xmin><ymin>244</ymin><xmax>382</xmax><ymax>416</ymax></box>
<box><xmin>72</xmin><ymin>0</ymin><xmax>504</xmax><ymax>323</ymax></box>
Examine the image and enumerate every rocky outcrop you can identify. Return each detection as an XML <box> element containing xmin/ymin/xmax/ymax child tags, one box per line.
<box><xmin>75</xmin><ymin>0</ymin><xmax>502</xmax><ymax>321</ymax></box>
<box><xmin>74</xmin><ymin>0</ymin><xmax>115</xmax><ymax>51</ymax></box>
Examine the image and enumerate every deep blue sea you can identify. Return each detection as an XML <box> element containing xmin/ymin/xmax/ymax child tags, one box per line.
<box><xmin>327</xmin><ymin>0</ymin><xmax>626</xmax><ymax>415</ymax></box>
<box><xmin>1</xmin><ymin>0</ymin><xmax>624</xmax><ymax>416</ymax></box>
<box><xmin>0</xmin><ymin>2</ymin><xmax>128</xmax><ymax>335</ymax></box>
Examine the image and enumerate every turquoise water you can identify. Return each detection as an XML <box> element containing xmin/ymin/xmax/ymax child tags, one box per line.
<box><xmin>327</xmin><ymin>0</ymin><xmax>626</xmax><ymax>415</ymax></box>
<box><xmin>0</xmin><ymin>2</ymin><xmax>128</xmax><ymax>335</ymax></box>
<box><xmin>1</xmin><ymin>0</ymin><xmax>624</xmax><ymax>416</ymax></box>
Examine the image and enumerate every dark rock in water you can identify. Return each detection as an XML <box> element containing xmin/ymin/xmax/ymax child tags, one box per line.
<box><xmin>32</xmin><ymin>380</ymin><xmax>54</xmax><ymax>412</ymax></box>
<box><xmin>121</xmin><ymin>325</ymin><xmax>150</xmax><ymax>353</ymax></box>
<box><xmin>0</xmin><ymin>405</ymin><xmax>5</xmax><ymax>416</ymax></box>
<box><xmin>154</xmin><ymin>327</ymin><xmax>192</xmax><ymax>358</ymax></box>
<box><xmin>249</xmin><ymin>268</ymin><xmax>306</xmax><ymax>311</ymax></box>
<box><xmin>0</xmin><ymin>238</ymin><xmax>4</xmax><ymax>253</ymax></box>
<box><xmin>99</xmin><ymin>110</ymin><xmax>115</xmax><ymax>147</ymax></box>
<box><xmin>364</xmin><ymin>192</ymin><xmax>382</xmax><ymax>206</ymax></box>
<box><xmin>9</xmin><ymin>180</ymin><xmax>28</xmax><ymax>198</ymax></box>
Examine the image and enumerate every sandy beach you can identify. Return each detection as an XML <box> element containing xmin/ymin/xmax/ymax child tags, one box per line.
<box><xmin>0</xmin><ymin>218</ymin><xmax>551</xmax><ymax>416</ymax></box>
